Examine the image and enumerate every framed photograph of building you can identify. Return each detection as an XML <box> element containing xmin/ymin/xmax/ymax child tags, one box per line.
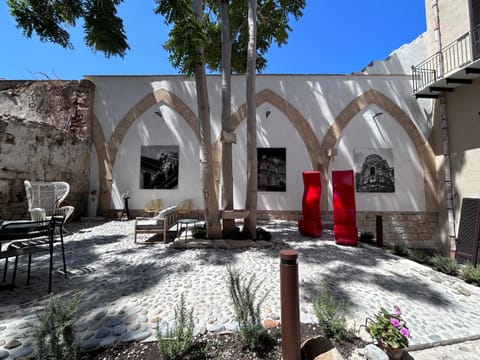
<box><xmin>354</xmin><ymin>148</ymin><xmax>395</xmax><ymax>193</ymax></box>
<box><xmin>140</xmin><ymin>145</ymin><xmax>179</xmax><ymax>189</ymax></box>
<box><xmin>257</xmin><ymin>147</ymin><xmax>286</xmax><ymax>192</ymax></box>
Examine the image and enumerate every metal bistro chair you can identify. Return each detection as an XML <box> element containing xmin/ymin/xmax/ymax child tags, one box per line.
<box><xmin>24</xmin><ymin>180</ymin><xmax>74</xmax><ymax>275</ymax></box>
<box><xmin>1</xmin><ymin>218</ymin><xmax>57</xmax><ymax>292</ymax></box>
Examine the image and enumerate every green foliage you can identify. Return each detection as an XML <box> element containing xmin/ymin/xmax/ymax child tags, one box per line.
<box><xmin>192</xmin><ymin>225</ymin><xmax>207</xmax><ymax>239</ymax></box>
<box><xmin>393</xmin><ymin>244</ymin><xmax>409</xmax><ymax>257</ymax></box>
<box><xmin>256</xmin><ymin>227</ymin><xmax>271</xmax><ymax>241</ymax></box>
<box><xmin>462</xmin><ymin>262</ymin><xmax>480</xmax><ymax>285</ymax></box>
<box><xmin>7</xmin><ymin>0</ymin><xmax>129</xmax><ymax>57</ymax></box>
<box><xmin>367</xmin><ymin>306</ymin><xmax>410</xmax><ymax>349</ymax></box>
<box><xmin>226</xmin><ymin>266</ymin><xmax>277</xmax><ymax>355</ymax></box>
<box><xmin>155</xmin><ymin>0</ymin><xmax>209</xmax><ymax>75</ymax></box>
<box><xmin>34</xmin><ymin>295</ymin><xmax>80</xmax><ymax>360</ymax></box>
<box><xmin>313</xmin><ymin>282</ymin><xmax>355</xmax><ymax>343</ymax></box>
<box><xmin>155</xmin><ymin>0</ymin><xmax>306</xmax><ymax>74</ymax></box>
<box><xmin>157</xmin><ymin>294</ymin><xmax>197</xmax><ymax>360</ymax></box>
<box><xmin>408</xmin><ymin>249</ymin><xmax>431</xmax><ymax>264</ymax></box>
<box><xmin>431</xmin><ymin>255</ymin><xmax>459</xmax><ymax>275</ymax></box>
<box><xmin>359</xmin><ymin>231</ymin><xmax>375</xmax><ymax>244</ymax></box>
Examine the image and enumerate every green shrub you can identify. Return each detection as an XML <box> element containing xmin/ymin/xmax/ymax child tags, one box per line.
<box><xmin>192</xmin><ymin>225</ymin><xmax>207</xmax><ymax>239</ymax></box>
<box><xmin>408</xmin><ymin>249</ymin><xmax>430</xmax><ymax>264</ymax></box>
<box><xmin>34</xmin><ymin>295</ymin><xmax>80</xmax><ymax>360</ymax></box>
<box><xmin>393</xmin><ymin>244</ymin><xmax>409</xmax><ymax>257</ymax></box>
<box><xmin>157</xmin><ymin>294</ymin><xmax>198</xmax><ymax>360</ymax></box>
<box><xmin>359</xmin><ymin>231</ymin><xmax>375</xmax><ymax>244</ymax></box>
<box><xmin>256</xmin><ymin>227</ymin><xmax>272</xmax><ymax>241</ymax></box>
<box><xmin>313</xmin><ymin>282</ymin><xmax>355</xmax><ymax>343</ymax></box>
<box><xmin>226</xmin><ymin>266</ymin><xmax>278</xmax><ymax>355</ymax></box>
<box><xmin>462</xmin><ymin>263</ymin><xmax>480</xmax><ymax>285</ymax></box>
<box><xmin>431</xmin><ymin>255</ymin><xmax>458</xmax><ymax>276</ymax></box>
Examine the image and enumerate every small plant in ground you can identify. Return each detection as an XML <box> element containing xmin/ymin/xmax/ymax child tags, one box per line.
<box><xmin>393</xmin><ymin>244</ymin><xmax>409</xmax><ymax>257</ymax></box>
<box><xmin>408</xmin><ymin>249</ymin><xmax>431</xmax><ymax>264</ymax></box>
<box><xmin>313</xmin><ymin>281</ymin><xmax>355</xmax><ymax>343</ymax></box>
<box><xmin>431</xmin><ymin>255</ymin><xmax>459</xmax><ymax>275</ymax></box>
<box><xmin>192</xmin><ymin>225</ymin><xmax>207</xmax><ymax>239</ymax></box>
<box><xmin>256</xmin><ymin>227</ymin><xmax>272</xmax><ymax>241</ymax></box>
<box><xmin>34</xmin><ymin>294</ymin><xmax>80</xmax><ymax>360</ymax></box>
<box><xmin>157</xmin><ymin>294</ymin><xmax>201</xmax><ymax>360</ymax></box>
<box><xmin>366</xmin><ymin>305</ymin><xmax>411</xmax><ymax>350</ymax></box>
<box><xmin>462</xmin><ymin>262</ymin><xmax>480</xmax><ymax>285</ymax></box>
<box><xmin>226</xmin><ymin>266</ymin><xmax>278</xmax><ymax>355</ymax></box>
<box><xmin>359</xmin><ymin>231</ymin><xmax>375</xmax><ymax>244</ymax></box>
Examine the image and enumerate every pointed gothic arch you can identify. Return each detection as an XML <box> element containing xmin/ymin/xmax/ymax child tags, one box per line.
<box><xmin>93</xmin><ymin>89</ymin><xmax>200</xmax><ymax>214</ymax></box>
<box><xmin>318</xmin><ymin>89</ymin><xmax>437</xmax><ymax>212</ymax></box>
<box><xmin>213</xmin><ymin>88</ymin><xmax>323</xmax><ymax>170</ymax></box>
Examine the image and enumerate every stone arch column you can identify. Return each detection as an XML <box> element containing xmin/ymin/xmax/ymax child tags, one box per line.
<box><xmin>92</xmin><ymin>89</ymin><xmax>200</xmax><ymax>215</ymax></box>
<box><xmin>318</xmin><ymin>89</ymin><xmax>437</xmax><ymax>212</ymax></box>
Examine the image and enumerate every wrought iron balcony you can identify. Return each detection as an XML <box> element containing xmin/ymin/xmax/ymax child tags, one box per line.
<box><xmin>412</xmin><ymin>24</ymin><xmax>480</xmax><ymax>98</ymax></box>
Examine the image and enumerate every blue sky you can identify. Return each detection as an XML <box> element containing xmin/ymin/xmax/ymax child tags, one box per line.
<box><xmin>1</xmin><ymin>1</ymin><xmax>426</xmax><ymax>80</ymax></box>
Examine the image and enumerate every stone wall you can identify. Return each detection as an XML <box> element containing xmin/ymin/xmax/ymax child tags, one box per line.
<box><xmin>356</xmin><ymin>211</ymin><xmax>440</xmax><ymax>250</ymax></box>
<box><xmin>0</xmin><ymin>80</ymin><xmax>94</xmax><ymax>220</ymax></box>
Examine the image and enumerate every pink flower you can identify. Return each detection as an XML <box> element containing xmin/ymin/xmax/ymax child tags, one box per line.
<box><xmin>390</xmin><ymin>318</ymin><xmax>401</xmax><ymax>328</ymax></box>
<box><xmin>394</xmin><ymin>305</ymin><xmax>402</xmax><ymax>316</ymax></box>
<box><xmin>400</xmin><ymin>327</ymin><xmax>411</xmax><ymax>338</ymax></box>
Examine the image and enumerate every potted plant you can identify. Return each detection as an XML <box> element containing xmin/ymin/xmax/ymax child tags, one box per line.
<box><xmin>366</xmin><ymin>305</ymin><xmax>411</xmax><ymax>359</ymax></box>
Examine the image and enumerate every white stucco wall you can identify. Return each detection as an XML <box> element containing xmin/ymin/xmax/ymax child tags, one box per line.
<box><xmin>329</xmin><ymin>105</ymin><xmax>425</xmax><ymax>211</ymax></box>
<box><xmin>86</xmin><ymin>74</ymin><xmax>432</xmax><ymax>213</ymax></box>
<box><xmin>232</xmin><ymin>103</ymin><xmax>311</xmax><ymax>211</ymax></box>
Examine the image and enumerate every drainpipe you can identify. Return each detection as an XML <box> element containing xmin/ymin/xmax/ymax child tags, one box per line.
<box><xmin>432</xmin><ymin>0</ymin><xmax>456</xmax><ymax>257</ymax></box>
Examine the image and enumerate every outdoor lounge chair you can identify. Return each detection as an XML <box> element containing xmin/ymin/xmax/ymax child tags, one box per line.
<box><xmin>144</xmin><ymin>199</ymin><xmax>163</xmax><ymax>216</ymax></box>
<box><xmin>1</xmin><ymin>217</ymin><xmax>57</xmax><ymax>293</ymax></box>
<box><xmin>24</xmin><ymin>180</ymin><xmax>74</xmax><ymax>274</ymax></box>
<box><xmin>177</xmin><ymin>199</ymin><xmax>193</xmax><ymax>218</ymax></box>
<box><xmin>134</xmin><ymin>205</ymin><xmax>178</xmax><ymax>243</ymax></box>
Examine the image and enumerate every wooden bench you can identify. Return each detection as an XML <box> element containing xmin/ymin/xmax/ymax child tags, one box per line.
<box><xmin>134</xmin><ymin>206</ymin><xmax>178</xmax><ymax>243</ymax></box>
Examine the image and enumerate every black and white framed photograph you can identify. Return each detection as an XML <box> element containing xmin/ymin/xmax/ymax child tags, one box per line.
<box><xmin>354</xmin><ymin>147</ymin><xmax>395</xmax><ymax>193</ymax></box>
<box><xmin>140</xmin><ymin>145</ymin><xmax>179</xmax><ymax>189</ymax></box>
<box><xmin>257</xmin><ymin>147</ymin><xmax>286</xmax><ymax>192</ymax></box>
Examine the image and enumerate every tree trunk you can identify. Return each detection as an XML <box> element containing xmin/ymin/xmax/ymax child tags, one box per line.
<box><xmin>219</xmin><ymin>0</ymin><xmax>235</xmax><ymax>237</ymax></box>
<box><xmin>244</xmin><ymin>0</ymin><xmax>257</xmax><ymax>239</ymax></box>
<box><xmin>193</xmin><ymin>0</ymin><xmax>222</xmax><ymax>239</ymax></box>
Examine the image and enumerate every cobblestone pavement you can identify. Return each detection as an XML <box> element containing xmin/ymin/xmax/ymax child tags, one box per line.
<box><xmin>1</xmin><ymin>220</ymin><xmax>480</xmax><ymax>359</ymax></box>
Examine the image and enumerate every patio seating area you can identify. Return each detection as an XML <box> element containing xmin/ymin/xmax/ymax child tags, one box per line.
<box><xmin>1</xmin><ymin>219</ymin><xmax>480</xmax><ymax>359</ymax></box>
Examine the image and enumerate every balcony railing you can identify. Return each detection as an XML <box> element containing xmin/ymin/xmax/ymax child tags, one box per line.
<box><xmin>413</xmin><ymin>24</ymin><xmax>480</xmax><ymax>93</ymax></box>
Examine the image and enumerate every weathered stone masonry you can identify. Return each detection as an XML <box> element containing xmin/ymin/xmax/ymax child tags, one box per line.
<box><xmin>0</xmin><ymin>80</ymin><xmax>94</xmax><ymax>220</ymax></box>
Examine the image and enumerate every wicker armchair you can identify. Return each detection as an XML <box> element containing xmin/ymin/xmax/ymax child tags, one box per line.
<box><xmin>24</xmin><ymin>180</ymin><xmax>74</xmax><ymax>222</ymax></box>
<box><xmin>23</xmin><ymin>180</ymin><xmax>74</xmax><ymax>275</ymax></box>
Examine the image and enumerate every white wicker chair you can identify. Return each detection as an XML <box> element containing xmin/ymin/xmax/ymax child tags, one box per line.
<box><xmin>24</xmin><ymin>180</ymin><xmax>74</xmax><ymax>222</ymax></box>
<box><xmin>23</xmin><ymin>180</ymin><xmax>75</xmax><ymax>275</ymax></box>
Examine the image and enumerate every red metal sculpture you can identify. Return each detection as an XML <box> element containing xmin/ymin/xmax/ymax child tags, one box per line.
<box><xmin>332</xmin><ymin>170</ymin><xmax>358</xmax><ymax>246</ymax></box>
<box><xmin>298</xmin><ymin>171</ymin><xmax>323</xmax><ymax>237</ymax></box>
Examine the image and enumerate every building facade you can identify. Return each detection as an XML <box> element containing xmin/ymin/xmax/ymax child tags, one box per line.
<box><xmin>412</xmin><ymin>0</ymin><xmax>480</xmax><ymax>257</ymax></box>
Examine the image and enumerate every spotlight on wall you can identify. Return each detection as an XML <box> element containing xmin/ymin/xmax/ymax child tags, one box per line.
<box><xmin>372</xmin><ymin>112</ymin><xmax>383</xmax><ymax>119</ymax></box>
<box><xmin>327</xmin><ymin>148</ymin><xmax>337</xmax><ymax>157</ymax></box>
<box><xmin>265</xmin><ymin>110</ymin><xmax>271</xmax><ymax>118</ymax></box>
<box><xmin>154</xmin><ymin>110</ymin><xmax>163</xmax><ymax>118</ymax></box>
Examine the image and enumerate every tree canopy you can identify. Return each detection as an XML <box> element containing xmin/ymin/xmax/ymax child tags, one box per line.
<box><xmin>7</xmin><ymin>0</ymin><xmax>129</xmax><ymax>57</ymax></box>
<box><xmin>155</xmin><ymin>0</ymin><xmax>306</xmax><ymax>75</ymax></box>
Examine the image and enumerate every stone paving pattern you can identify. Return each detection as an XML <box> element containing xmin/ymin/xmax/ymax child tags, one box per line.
<box><xmin>1</xmin><ymin>220</ymin><xmax>480</xmax><ymax>359</ymax></box>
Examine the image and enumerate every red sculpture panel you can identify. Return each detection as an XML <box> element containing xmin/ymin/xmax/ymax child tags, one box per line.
<box><xmin>332</xmin><ymin>170</ymin><xmax>358</xmax><ymax>246</ymax></box>
<box><xmin>298</xmin><ymin>171</ymin><xmax>323</xmax><ymax>237</ymax></box>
